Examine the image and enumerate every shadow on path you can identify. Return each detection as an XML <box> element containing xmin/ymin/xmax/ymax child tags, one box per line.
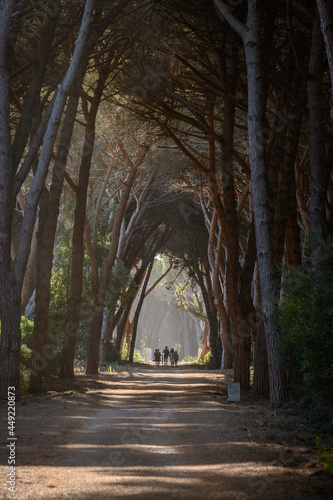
<box><xmin>1</xmin><ymin>368</ymin><xmax>332</xmax><ymax>499</ymax></box>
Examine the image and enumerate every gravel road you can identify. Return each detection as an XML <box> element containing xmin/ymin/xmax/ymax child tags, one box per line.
<box><xmin>1</xmin><ymin>367</ymin><xmax>332</xmax><ymax>499</ymax></box>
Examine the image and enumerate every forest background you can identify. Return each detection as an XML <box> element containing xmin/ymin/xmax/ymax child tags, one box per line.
<box><xmin>0</xmin><ymin>0</ymin><xmax>333</xmax><ymax>432</ymax></box>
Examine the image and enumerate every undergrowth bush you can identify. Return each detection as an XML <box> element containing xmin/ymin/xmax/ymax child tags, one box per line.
<box><xmin>182</xmin><ymin>355</ymin><xmax>198</xmax><ymax>363</ymax></box>
<box><xmin>277</xmin><ymin>246</ymin><xmax>333</xmax><ymax>433</ymax></box>
<box><xmin>316</xmin><ymin>437</ymin><xmax>333</xmax><ymax>470</ymax></box>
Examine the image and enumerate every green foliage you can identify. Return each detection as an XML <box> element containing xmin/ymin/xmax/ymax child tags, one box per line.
<box><xmin>277</xmin><ymin>249</ymin><xmax>333</xmax><ymax>432</ymax></box>
<box><xmin>133</xmin><ymin>348</ymin><xmax>143</xmax><ymax>363</ymax></box>
<box><xmin>48</xmin><ymin>201</ymin><xmax>93</xmax><ymax>372</ymax></box>
<box><xmin>106</xmin><ymin>338</ymin><xmax>119</xmax><ymax>363</ymax></box>
<box><xmin>18</xmin><ymin>317</ymin><xmax>33</xmax><ymax>392</ymax></box>
<box><xmin>316</xmin><ymin>437</ymin><xmax>333</xmax><ymax>470</ymax></box>
<box><xmin>121</xmin><ymin>340</ymin><xmax>129</xmax><ymax>361</ymax></box>
<box><xmin>271</xmin><ymin>419</ymin><xmax>293</xmax><ymax>430</ymax></box>
<box><xmin>120</xmin><ymin>341</ymin><xmax>143</xmax><ymax>362</ymax></box>
<box><xmin>173</xmin><ymin>342</ymin><xmax>182</xmax><ymax>352</ymax></box>
<box><xmin>202</xmin><ymin>337</ymin><xmax>222</xmax><ymax>369</ymax></box>
<box><xmin>20</xmin><ymin>317</ymin><xmax>33</xmax><ymax>353</ymax></box>
<box><xmin>299</xmin><ymin>394</ymin><xmax>333</xmax><ymax>434</ymax></box>
<box><xmin>20</xmin><ymin>317</ymin><xmax>33</xmax><ymax>391</ymax></box>
<box><xmin>105</xmin><ymin>259</ymin><xmax>135</xmax><ymax>313</ymax></box>
<box><xmin>182</xmin><ymin>355</ymin><xmax>198</xmax><ymax>363</ymax></box>
<box><xmin>85</xmin><ymin>199</ymin><xmax>114</xmax><ymax>266</ymax></box>
<box><xmin>203</xmin><ymin>350</ymin><xmax>212</xmax><ymax>367</ymax></box>
<box><xmin>277</xmin><ymin>255</ymin><xmax>333</xmax><ymax>397</ymax></box>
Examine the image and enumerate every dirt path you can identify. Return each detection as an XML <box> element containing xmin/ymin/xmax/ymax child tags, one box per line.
<box><xmin>1</xmin><ymin>366</ymin><xmax>333</xmax><ymax>499</ymax></box>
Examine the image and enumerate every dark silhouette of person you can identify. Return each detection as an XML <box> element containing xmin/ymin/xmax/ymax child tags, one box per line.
<box><xmin>163</xmin><ymin>346</ymin><xmax>169</xmax><ymax>364</ymax></box>
<box><xmin>154</xmin><ymin>349</ymin><xmax>161</xmax><ymax>367</ymax></box>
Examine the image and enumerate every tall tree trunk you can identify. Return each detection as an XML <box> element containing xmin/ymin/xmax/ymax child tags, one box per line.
<box><xmin>116</xmin><ymin>297</ymin><xmax>136</xmax><ymax>363</ymax></box>
<box><xmin>12</xmin><ymin>9</ymin><xmax>59</xmax><ymax>170</ymax></box>
<box><xmin>237</xmin><ymin>222</ymin><xmax>257</xmax><ymax>389</ymax></box>
<box><xmin>273</xmin><ymin>110</ymin><xmax>303</xmax><ymax>273</ymax></box>
<box><xmin>30</xmin><ymin>88</ymin><xmax>80</xmax><ymax>391</ymax></box>
<box><xmin>0</xmin><ymin>0</ymin><xmax>24</xmax><ymax>398</ymax></box>
<box><xmin>21</xmin><ymin>218</ymin><xmax>38</xmax><ymax>312</ymax></box>
<box><xmin>307</xmin><ymin>16</ymin><xmax>328</xmax><ymax>245</ymax></box>
<box><xmin>59</xmin><ymin>69</ymin><xmax>108</xmax><ymax>379</ymax></box>
<box><xmin>316</xmin><ymin>0</ymin><xmax>333</xmax><ymax>120</ymax></box>
<box><xmin>220</xmin><ymin>307</ymin><xmax>233</xmax><ymax>369</ymax></box>
<box><xmin>198</xmin><ymin>319</ymin><xmax>210</xmax><ymax>361</ymax></box>
<box><xmin>252</xmin><ymin>267</ymin><xmax>269</xmax><ymax>397</ymax></box>
<box><xmin>85</xmin><ymin>141</ymin><xmax>156</xmax><ymax>375</ymax></box>
<box><xmin>100</xmin><ymin>308</ymin><xmax>123</xmax><ymax>363</ymax></box>
<box><xmin>244</xmin><ymin>2</ymin><xmax>288</xmax><ymax>405</ymax></box>
<box><xmin>253</xmin><ymin>316</ymin><xmax>269</xmax><ymax>397</ymax></box>
<box><xmin>86</xmin><ymin>163</ymin><xmax>140</xmax><ymax>374</ymax></box>
<box><xmin>214</xmin><ymin>0</ymin><xmax>288</xmax><ymax>404</ymax></box>
<box><xmin>197</xmin><ymin>258</ymin><xmax>219</xmax><ymax>369</ymax></box>
<box><xmin>129</xmin><ymin>261</ymin><xmax>153</xmax><ymax>362</ymax></box>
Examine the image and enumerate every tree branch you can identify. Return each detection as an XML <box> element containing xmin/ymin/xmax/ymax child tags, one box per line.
<box><xmin>214</xmin><ymin>0</ymin><xmax>247</xmax><ymax>39</ymax></box>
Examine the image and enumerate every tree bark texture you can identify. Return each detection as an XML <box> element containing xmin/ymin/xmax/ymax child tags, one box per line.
<box><xmin>129</xmin><ymin>260</ymin><xmax>159</xmax><ymax>362</ymax></box>
<box><xmin>196</xmin><ymin>259</ymin><xmax>219</xmax><ymax>369</ymax></box>
<box><xmin>13</xmin><ymin>0</ymin><xmax>95</xmax><ymax>290</ymax></box>
<box><xmin>316</xmin><ymin>0</ymin><xmax>333</xmax><ymax>119</ymax></box>
<box><xmin>30</xmin><ymin>88</ymin><xmax>80</xmax><ymax>390</ymax></box>
<box><xmin>59</xmin><ymin>66</ymin><xmax>110</xmax><ymax>379</ymax></box>
<box><xmin>0</xmin><ymin>0</ymin><xmax>94</xmax><ymax>396</ymax></box>
<box><xmin>86</xmin><ymin>163</ymin><xmax>140</xmax><ymax>374</ymax></box>
<box><xmin>12</xmin><ymin>10</ymin><xmax>59</xmax><ymax>171</ymax></box>
<box><xmin>307</xmin><ymin>17</ymin><xmax>328</xmax><ymax>242</ymax></box>
<box><xmin>0</xmin><ymin>0</ymin><xmax>24</xmax><ymax>397</ymax></box>
<box><xmin>100</xmin><ymin>308</ymin><xmax>123</xmax><ymax>363</ymax></box>
<box><xmin>243</xmin><ymin>1</ymin><xmax>288</xmax><ymax>405</ymax></box>
<box><xmin>273</xmin><ymin>110</ymin><xmax>303</xmax><ymax>277</ymax></box>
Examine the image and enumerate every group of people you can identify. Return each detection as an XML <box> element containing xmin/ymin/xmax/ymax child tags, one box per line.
<box><xmin>153</xmin><ymin>346</ymin><xmax>179</xmax><ymax>367</ymax></box>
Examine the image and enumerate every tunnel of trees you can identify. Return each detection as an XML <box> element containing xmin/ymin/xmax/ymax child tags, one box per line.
<box><xmin>0</xmin><ymin>0</ymin><xmax>333</xmax><ymax>409</ymax></box>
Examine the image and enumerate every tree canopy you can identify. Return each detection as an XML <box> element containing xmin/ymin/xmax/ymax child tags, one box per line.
<box><xmin>0</xmin><ymin>0</ymin><xmax>332</xmax><ymax>409</ymax></box>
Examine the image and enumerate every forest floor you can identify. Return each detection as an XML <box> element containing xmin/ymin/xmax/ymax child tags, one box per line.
<box><xmin>1</xmin><ymin>364</ymin><xmax>333</xmax><ymax>499</ymax></box>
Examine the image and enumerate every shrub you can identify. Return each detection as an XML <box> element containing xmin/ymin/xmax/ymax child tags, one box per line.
<box><xmin>277</xmin><ymin>255</ymin><xmax>333</xmax><ymax>397</ymax></box>
<box><xmin>316</xmin><ymin>437</ymin><xmax>333</xmax><ymax>470</ymax></box>
<box><xmin>277</xmin><ymin>248</ymin><xmax>333</xmax><ymax>432</ymax></box>
<box><xmin>182</xmin><ymin>355</ymin><xmax>198</xmax><ymax>363</ymax></box>
<box><xmin>106</xmin><ymin>338</ymin><xmax>119</xmax><ymax>363</ymax></box>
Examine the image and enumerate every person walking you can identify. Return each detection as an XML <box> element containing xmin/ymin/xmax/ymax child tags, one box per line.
<box><xmin>170</xmin><ymin>348</ymin><xmax>175</xmax><ymax>366</ymax></box>
<box><xmin>163</xmin><ymin>346</ymin><xmax>169</xmax><ymax>365</ymax></box>
<box><xmin>155</xmin><ymin>349</ymin><xmax>161</xmax><ymax>367</ymax></box>
<box><xmin>174</xmin><ymin>350</ymin><xmax>179</xmax><ymax>366</ymax></box>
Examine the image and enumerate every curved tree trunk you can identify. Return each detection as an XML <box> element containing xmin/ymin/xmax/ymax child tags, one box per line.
<box><xmin>116</xmin><ymin>299</ymin><xmax>134</xmax><ymax>363</ymax></box>
<box><xmin>0</xmin><ymin>0</ymin><xmax>94</xmax><ymax>397</ymax></box>
<box><xmin>115</xmin><ymin>263</ymin><xmax>149</xmax><ymax>363</ymax></box>
<box><xmin>100</xmin><ymin>308</ymin><xmax>123</xmax><ymax>363</ymax></box>
<box><xmin>86</xmin><ymin>162</ymin><xmax>143</xmax><ymax>374</ymax></box>
<box><xmin>129</xmin><ymin>261</ymin><xmax>153</xmax><ymax>362</ymax></box>
<box><xmin>30</xmin><ymin>89</ymin><xmax>80</xmax><ymax>391</ymax></box>
<box><xmin>197</xmin><ymin>258</ymin><xmax>219</xmax><ymax>369</ymax></box>
<box><xmin>59</xmin><ymin>85</ymin><xmax>107</xmax><ymax>378</ymax></box>
<box><xmin>198</xmin><ymin>319</ymin><xmax>210</xmax><ymax>362</ymax></box>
